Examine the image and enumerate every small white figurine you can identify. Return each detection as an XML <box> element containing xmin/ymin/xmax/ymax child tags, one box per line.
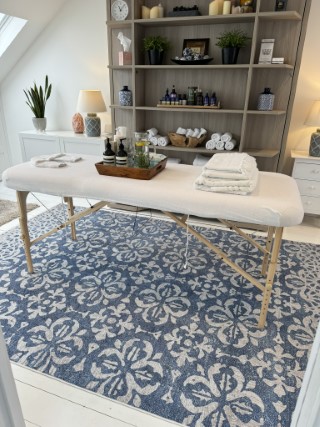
<box><xmin>117</xmin><ymin>32</ymin><xmax>131</xmax><ymax>52</ymax></box>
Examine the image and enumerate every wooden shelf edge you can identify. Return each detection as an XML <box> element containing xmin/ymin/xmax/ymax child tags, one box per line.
<box><xmin>154</xmin><ymin>146</ymin><xmax>279</xmax><ymax>158</ymax></box>
<box><xmin>247</xmin><ymin>110</ymin><xmax>286</xmax><ymax>116</ymax></box>
<box><xmin>136</xmin><ymin>106</ymin><xmax>244</xmax><ymax>114</ymax></box>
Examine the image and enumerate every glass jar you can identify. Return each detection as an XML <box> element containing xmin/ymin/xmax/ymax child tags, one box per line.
<box><xmin>134</xmin><ymin>132</ymin><xmax>150</xmax><ymax>168</ymax></box>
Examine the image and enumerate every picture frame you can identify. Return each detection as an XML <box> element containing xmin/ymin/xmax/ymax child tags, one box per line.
<box><xmin>182</xmin><ymin>38</ymin><xmax>209</xmax><ymax>56</ymax></box>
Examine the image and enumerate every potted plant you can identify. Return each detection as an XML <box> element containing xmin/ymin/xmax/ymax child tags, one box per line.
<box><xmin>143</xmin><ymin>35</ymin><xmax>170</xmax><ymax>65</ymax></box>
<box><xmin>216</xmin><ymin>29</ymin><xmax>250</xmax><ymax>64</ymax></box>
<box><xmin>24</xmin><ymin>75</ymin><xmax>52</xmax><ymax>131</ymax></box>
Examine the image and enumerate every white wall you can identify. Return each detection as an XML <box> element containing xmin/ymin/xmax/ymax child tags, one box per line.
<box><xmin>0</xmin><ymin>0</ymin><xmax>110</xmax><ymax>165</ymax></box>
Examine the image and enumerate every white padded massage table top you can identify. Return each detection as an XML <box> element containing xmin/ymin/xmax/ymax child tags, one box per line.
<box><xmin>2</xmin><ymin>155</ymin><xmax>304</xmax><ymax>227</ymax></box>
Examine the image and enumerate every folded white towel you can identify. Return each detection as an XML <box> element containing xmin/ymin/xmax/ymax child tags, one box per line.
<box><xmin>193</xmin><ymin>154</ymin><xmax>210</xmax><ymax>166</ymax></box>
<box><xmin>147</xmin><ymin>128</ymin><xmax>158</xmax><ymax>137</ymax></box>
<box><xmin>176</xmin><ymin>127</ymin><xmax>187</xmax><ymax>135</ymax></box>
<box><xmin>31</xmin><ymin>153</ymin><xmax>82</xmax><ymax>164</ymax></box>
<box><xmin>194</xmin><ymin>183</ymin><xmax>254</xmax><ymax>196</ymax></box>
<box><xmin>204</xmin><ymin>153</ymin><xmax>257</xmax><ymax>177</ymax></box>
<box><xmin>225</xmin><ymin>139</ymin><xmax>238</xmax><ymax>151</ymax></box>
<box><xmin>186</xmin><ymin>129</ymin><xmax>194</xmax><ymax>137</ymax></box>
<box><xmin>31</xmin><ymin>159</ymin><xmax>67</xmax><ymax>168</ymax></box>
<box><xmin>149</xmin><ymin>136</ymin><xmax>159</xmax><ymax>146</ymax></box>
<box><xmin>221</xmin><ymin>132</ymin><xmax>233</xmax><ymax>143</ymax></box>
<box><xmin>56</xmin><ymin>153</ymin><xmax>82</xmax><ymax>162</ymax></box>
<box><xmin>216</xmin><ymin>140</ymin><xmax>225</xmax><ymax>150</ymax></box>
<box><xmin>211</xmin><ymin>132</ymin><xmax>222</xmax><ymax>143</ymax></box>
<box><xmin>158</xmin><ymin>136</ymin><xmax>169</xmax><ymax>147</ymax></box>
<box><xmin>206</xmin><ymin>140</ymin><xmax>216</xmax><ymax>150</ymax></box>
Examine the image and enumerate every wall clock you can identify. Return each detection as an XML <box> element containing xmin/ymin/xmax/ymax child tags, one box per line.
<box><xmin>111</xmin><ymin>0</ymin><xmax>129</xmax><ymax>21</ymax></box>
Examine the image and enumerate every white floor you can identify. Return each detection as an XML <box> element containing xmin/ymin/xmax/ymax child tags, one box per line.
<box><xmin>0</xmin><ymin>182</ymin><xmax>319</xmax><ymax>427</ymax></box>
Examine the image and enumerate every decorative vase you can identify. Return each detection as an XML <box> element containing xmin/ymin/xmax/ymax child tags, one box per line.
<box><xmin>148</xmin><ymin>49</ymin><xmax>164</xmax><ymax>65</ymax></box>
<box><xmin>119</xmin><ymin>86</ymin><xmax>133</xmax><ymax>106</ymax></box>
<box><xmin>309</xmin><ymin>129</ymin><xmax>320</xmax><ymax>157</ymax></box>
<box><xmin>32</xmin><ymin>117</ymin><xmax>47</xmax><ymax>132</ymax></box>
<box><xmin>222</xmin><ymin>47</ymin><xmax>240</xmax><ymax>64</ymax></box>
<box><xmin>257</xmin><ymin>88</ymin><xmax>275</xmax><ymax>111</ymax></box>
<box><xmin>72</xmin><ymin>113</ymin><xmax>84</xmax><ymax>134</ymax></box>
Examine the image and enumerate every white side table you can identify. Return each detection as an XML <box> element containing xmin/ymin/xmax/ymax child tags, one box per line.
<box><xmin>291</xmin><ymin>150</ymin><xmax>320</xmax><ymax>215</ymax></box>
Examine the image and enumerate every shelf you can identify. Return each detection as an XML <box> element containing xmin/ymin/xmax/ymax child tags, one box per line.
<box><xmin>154</xmin><ymin>146</ymin><xmax>279</xmax><ymax>158</ymax></box>
<box><xmin>252</xmin><ymin>64</ymin><xmax>294</xmax><ymax>70</ymax></box>
<box><xmin>247</xmin><ymin>110</ymin><xmax>286</xmax><ymax>116</ymax></box>
<box><xmin>134</xmin><ymin>64</ymin><xmax>250</xmax><ymax>70</ymax></box>
<box><xmin>136</xmin><ymin>106</ymin><xmax>244</xmax><ymax>114</ymax></box>
<box><xmin>258</xmin><ymin>11</ymin><xmax>302</xmax><ymax>21</ymax></box>
<box><xmin>106</xmin><ymin>20</ymin><xmax>132</xmax><ymax>29</ymax></box>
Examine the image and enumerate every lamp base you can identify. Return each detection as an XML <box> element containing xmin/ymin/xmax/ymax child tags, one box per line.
<box><xmin>85</xmin><ymin>114</ymin><xmax>101</xmax><ymax>137</ymax></box>
<box><xmin>309</xmin><ymin>129</ymin><xmax>320</xmax><ymax>157</ymax></box>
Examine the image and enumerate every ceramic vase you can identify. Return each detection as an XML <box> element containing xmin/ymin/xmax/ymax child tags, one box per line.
<box><xmin>119</xmin><ymin>86</ymin><xmax>133</xmax><ymax>106</ymax></box>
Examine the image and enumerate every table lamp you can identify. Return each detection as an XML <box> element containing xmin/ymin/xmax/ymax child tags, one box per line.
<box><xmin>304</xmin><ymin>100</ymin><xmax>320</xmax><ymax>157</ymax></box>
<box><xmin>76</xmin><ymin>90</ymin><xmax>106</xmax><ymax>137</ymax></box>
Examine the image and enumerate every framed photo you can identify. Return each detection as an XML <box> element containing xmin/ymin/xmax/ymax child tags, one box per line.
<box><xmin>183</xmin><ymin>38</ymin><xmax>209</xmax><ymax>56</ymax></box>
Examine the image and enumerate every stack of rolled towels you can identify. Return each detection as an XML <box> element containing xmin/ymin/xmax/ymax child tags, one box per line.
<box><xmin>147</xmin><ymin>128</ymin><xmax>169</xmax><ymax>147</ymax></box>
<box><xmin>206</xmin><ymin>132</ymin><xmax>238</xmax><ymax>151</ymax></box>
<box><xmin>176</xmin><ymin>127</ymin><xmax>207</xmax><ymax>139</ymax></box>
<box><xmin>194</xmin><ymin>152</ymin><xmax>259</xmax><ymax>195</ymax></box>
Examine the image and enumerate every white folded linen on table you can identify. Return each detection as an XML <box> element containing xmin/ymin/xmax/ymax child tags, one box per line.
<box><xmin>158</xmin><ymin>136</ymin><xmax>169</xmax><ymax>146</ymax></box>
<box><xmin>206</xmin><ymin>140</ymin><xmax>216</xmax><ymax>150</ymax></box>
<box><xmin>31</xmin><ymin>153</ymin><xmax>82</xmax><ymax>165</ymax></box>
<box><xmin>215</xmin><ymin>140</ymin><xmax>225</xmax><ymax>150</ymax></box>
<box><xmin>225</xmin><ymin>139</ymin><xmax>238</xmax><ymax>151</ymax></box>
<box><xmin>31</xmin><ymin>160</ymin><xmax>67</xmax><ymax>168</ymax></box>
<box><xmin>55</xmin><ymin>153</ymin><xmax>82</xmax><ymax>162</ymax></box>
<box><xmin>221</xmin><ymin>132</ymin><xmax>232</xmax><ymax>143</ymax></box>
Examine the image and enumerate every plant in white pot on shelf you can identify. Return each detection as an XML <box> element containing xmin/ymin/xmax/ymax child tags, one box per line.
<box><xmin>24</xmin><ymin>75</ymin><xmax>52</xmax><ymax>132</ymax></box>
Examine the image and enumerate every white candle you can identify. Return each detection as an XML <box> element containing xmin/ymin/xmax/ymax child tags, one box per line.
<box><xmin>150</xmin><ymin>6</ymin><xmax>159</xmax><ymax>18</ymax></box>
<box><xmin>217</xmin><ymin>0</ymin><xmax>224</xmax><ymax>14</ymax></box>
<box><xmin>223</xmin><ymin>1</ymin><xmax>231</xmax><ymax>14</ymax></box>
<box><xmin>141</xmin><ymin>5</ymin><xmax>150</xmax><ymax>19</ymax></box>
<box><xmin>209</xmin><ymin>0</ymin><xmax>219</xmax><ymax>15</ymax></box>
<box><xmin>158</xmin><ymin>3</ymin><xmax>164</xmax><ymax>18</ymax></box>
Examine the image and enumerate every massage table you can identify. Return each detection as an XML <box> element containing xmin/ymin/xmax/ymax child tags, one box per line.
<box><xmin>2</xmin><ymin>155</ymin><xmax>304</xmax><ymax>328</ymax></box>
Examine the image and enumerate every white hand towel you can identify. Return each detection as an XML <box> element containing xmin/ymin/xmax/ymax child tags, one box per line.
<box><xmin>211</xmin><ymin>132</ymin><xmax>222</xmax><ymax>143</ymax></box>
<box><xmin>225</xmin><ymin>139</ymin><xmax>238</xmax><ymax>151</ymax></box>
<box><xmin>57</xmin><ymin>153</ymin><xmax>82</xmax><ymax>162</ymax></box>
<box><xmin>186</xmin><ymin>129</ymin><xmax>194</xmax><ymax>137</ymax></box>
<box><xmin>206</xmin><ymin>140</ymin><xmax>216</xmax><ymax>150</ymax></box>
<box><xmin>216</xmin><ymin>140</ymin><xmax>225</xmax><ymax>150</ymax></box>
<box><xmin>221</xmin><ymin>132</ymin><xmax>233</xmax><ymax>143</ymax></box>
<box><xmin>158</xmin><ymin>136</ymin><xmax>169</xmax><ymax>146</ymax></box>
<box><xmin>31</xmin><ymin>159</ymin><xmax>67</xmax><ymax>168</ymax></box>
<box><xmin>147</xmin><ymin>128</ymin><xmax>158</xmax><ymax>137</ymax></box>
<box><xmin>192</xmin><ymin>128</ymin><xmax>200</xmax><ymax>138</ymax></box>
<box><xmin>204</xmin><ymin>153</ymin><xmax>257</xmax><ymax>176</ymax></box>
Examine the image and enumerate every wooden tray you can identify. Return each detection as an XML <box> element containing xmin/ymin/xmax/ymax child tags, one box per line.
<box><xmin>95</xmin><ymin>156</ymin><xmax>167</xmax><ymax>180</ymax></box>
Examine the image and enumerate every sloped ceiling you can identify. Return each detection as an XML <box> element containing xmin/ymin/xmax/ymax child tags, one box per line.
<box><xmin>0</xmin><ymin>0</ymin><xmax>68</xmax><ymax>82</ymax></box>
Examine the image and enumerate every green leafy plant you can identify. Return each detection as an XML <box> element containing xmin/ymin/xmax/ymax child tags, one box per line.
<box><xmin>143</xmin><ymin>35</ymin><xmax>170</xmax><ymax>52</ymax></box>
<box><xmin>24</xmin><ymin>75</ymin><xmax>52</xmax><ymax>118</ymax></box>
<box><xmin>216</xmin><ymin>29</ymin><xmax>250</xmax><ymax>49</ymax></box>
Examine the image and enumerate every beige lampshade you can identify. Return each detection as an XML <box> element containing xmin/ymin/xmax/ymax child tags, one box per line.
<box><xmin>76</xmin><ymin>90</ymin><xmax>106</xmax><ymax>113</ymax></box>
<box><xmin>304</xmin><ymin>100</ymin><xmax>320</xmax><ymax>126</ymax></box>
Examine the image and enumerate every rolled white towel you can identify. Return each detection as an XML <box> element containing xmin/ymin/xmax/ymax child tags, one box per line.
<box><xmin>147</xmin><ymin>128</ymin><xmax>158</xmax><ymax>137</ymax></box>
<box><xmin>225</xmin><ymin>139</ymin><xmax>238</xmax><ymax>151</ymax></box>
<box><xmin>216</xmin><ymin>140</ymin><xmax>225</xmax><ymax>150</ymax></box>
<box><xmin>150</xmin><ymin>136</ymin><xmax>159</xmax><ymax>146</ymax></box>
<box><xmin>221</xmin><ymin>132</ymin><xmax>233</xmax><ymax>143</ymax></box>
<box><xmin>176</xmin><ymin>127</ymin><xmax>187</xmax><ymax>135</ymax></box>
<box><xmin>211</xmin><ymin>132</ymin><xmax>222</xmax><ymax>143</ymax></box>
<box><xmin>158</xmin><ymin>136</ymin><xmax>169</xmax><ymax>146</ymax></box>
<box><xmin>198</xmin><ymin>128</ymin><xmax>207</xmax><ymax>139</ymax></box>
<box><xmin>206</xmin><ymin>140</ymin><xmax>216</xmax><ymax>150</ymax></box>
<box><xmin>186</xmin><ymin>128</ymin><xmax>194</xmax><ymax>137</ymax></box>
<box><xmin>192</xmin><ymin>128</ymin><xmax>200</xmax><ymax>138</ymax></box>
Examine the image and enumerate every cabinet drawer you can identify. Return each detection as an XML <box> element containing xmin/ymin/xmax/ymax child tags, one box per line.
<box><xmin>293</xmin><ymin>161</ymin><xmax>320</xmax><ymax>181</ymax></box>
<box><xmin>295</xmin><ymin>179</ymin><xmax>320</xmax><ymax>197</ymax></box>
<box><xmin>301</xmin><ymin>196</ymin><xmax>320</xmax><ymax>215</ymax></box>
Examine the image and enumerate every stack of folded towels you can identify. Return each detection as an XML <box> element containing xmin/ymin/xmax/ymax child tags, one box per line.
<box><xmin>30</xmin><ymin>153</ymin><xmax>82</xmax><ymax>168</ymax></box>
<box><xmin>194</xmin><ymin>152</ymin><xmax>259</xmax><ymax>195</ymax></box>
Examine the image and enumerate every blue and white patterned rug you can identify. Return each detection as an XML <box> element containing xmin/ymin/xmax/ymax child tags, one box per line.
<box><xmin>0</xmin><ymin>206</ymin><xmax>319</xmax><ymax>427</ymax></box>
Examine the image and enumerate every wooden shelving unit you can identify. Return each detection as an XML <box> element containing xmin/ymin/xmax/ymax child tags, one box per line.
<box><xmin>106</xmin><ymin>0</ymin><xmax>310</xmax><ymax>171</ymax></box>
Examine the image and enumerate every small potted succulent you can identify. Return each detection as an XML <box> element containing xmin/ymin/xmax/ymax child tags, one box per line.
<box><xmin>24</xmin><ymin>75</ymin><xmax>52</xmax><ymax>131</ymax></box>
<box><xmin>143</xmin><ymin>35</ymin><xmax>170</xmax><ymax>65</ymax></box>
<box><xmin>216</xmin><ymin>29</ymin><xmax>250</xmax><ymax>64</ymax></box>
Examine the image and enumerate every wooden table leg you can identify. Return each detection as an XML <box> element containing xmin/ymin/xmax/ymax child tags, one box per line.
<box><xmin>258</xmin><ymin>227</ymin><xmax>283</xmax><ymax>329</ymax></box>
<box><xmin>16</xmin><ymin>190</ymin><xmax>33</xmax><ymax>274</ymax></box>
<box><xmin>64</xmin><ymin>197</ymin><xmax>76</xmax><ymax>240</ymax></box>
<box><xmin>261</xmin><ymin>226</ymin><xmax>275</xmax><ymax>276</ymax></box>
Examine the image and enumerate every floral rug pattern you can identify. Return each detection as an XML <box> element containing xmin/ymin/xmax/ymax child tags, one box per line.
<box><xmin>0</xmin><ymin>206</ymin><xmax>319</xmax><ymax>427</ymax></box>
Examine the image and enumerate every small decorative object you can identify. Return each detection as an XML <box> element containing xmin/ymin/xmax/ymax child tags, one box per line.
<box><xmin>304</xmin><ymin>100</ymin><xmax>320</xmax><ymax>157</ymax></box>
<box><xmin>275</xmin><ymin>0</ymin><xmax>287</xmax><ymax>11</ymax></box>
<box><xmin>240</xmin><ymin>0</ymin><xmax>254</xmax><ymax>13</ymax></box>
<box><xmin>172</xmin><ymin>38</ymin><xmax>213</xmax><ymax>65</ymax></box>
<box><xmin>111</xmin><ymin>0</ymin><xmax>129</xmax><ymax>20</ymax></box>
<box><xmin>168</xmin><ymin>5</ymin><xmax>200</xmax><ymax>17</ymax></box>
<box><xmin>76</xmin><ymin>90</ymin><xmax>107</xmax><ymax>137</ymax></box>
<box><xmin>209</xmin><ymin>0</ymin><xmax>219</xmax><ymax>15</ymax></box>
<box><xmin>72</xmin><ymin>112</ymin><xmax>84</xmax><ymax>134</ymax></box>
<box><xmin>150</xmin><ymin>4</ymin><xmax>164</xmax><ymax>18</ymax></box>
<box><xmin>117</xmin><ymin>32</ymin><xmax>132</xmax><ymax>65</ymax></box>
<box><xmin>272</xmin><ymin>57</ymin><xmax>285</xmax><ymax>64</ymax></box>
<box><xmin>116</xmin><ymin>138</ymin><xmax>128</xmax><ymax>165</ymax></box>
<box><xmin>258</xmin><ymin>39</ymin><xmax>275</xmax><ymax>64</ymax></box>
<box><xmin>24</xmin><ymin>75</ymin><xmax>52</xmax><ymax>132</ymax></box>
<box><xmin>103</xmin><ymin>138</ymin><xmax>115</xmax><ymax>164</ymax></box>
<box><xmin>134</xmin><ymin>132</ymin><xmax>150</xmax><ymax>168</ymax></box>
<box><xmin>119</xmin><ymin>85</ymin><xmax>132</xmax><ymax>106</ymax></box>
<box><xmin>257</xmin><ymin>88</ymin><xmax>275</xmax><ymax>111</ymax></box>
<box><xmin>216</xmin><ymin>29</ymin><xmax>250</xmax><ymax>64</ymax></box>
<box><xmin>223</xmin><ymin>1</ymin><xmax>232</xmax><ymax>15</ymax></box>
<box><xmin>141</xmin><ymin>5</ymin><xmax>150</xmax><ymax>18</ymax></box>
<box><xmin>143</xmin><ymin>35</ymin><xmax>170</xmax><ymax>65</ymax></box>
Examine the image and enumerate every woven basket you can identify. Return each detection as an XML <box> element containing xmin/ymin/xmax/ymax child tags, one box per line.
<box><xmin>168</xmin><ymin>132</ymin><xmax>207</xmax><ymax>148</ymax></box>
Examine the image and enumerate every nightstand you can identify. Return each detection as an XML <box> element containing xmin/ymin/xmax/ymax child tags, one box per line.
<box><xmin>291</xmin><ymin>151</ymin><xmax>320</xmax><ymax>215</ymax></box>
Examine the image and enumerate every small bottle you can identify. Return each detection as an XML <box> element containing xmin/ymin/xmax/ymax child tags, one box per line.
<box><xmin>164</xmin><ymin>88</ymin><xmax>170</xmax><ymax>105</ymax></box>
<box><xmin>103</xmin><ymin>138</ymin><xmax>115</xmax><ymax>165</ymax></box>
<box><xmin>204</xmin><ymin>92</ymin><xmax>210</xmax><ymax>106</ymax></box>
<box><xmin>196</xmin><ymin>88</ymin><xmax>203</xmax><ymax>106</ymax></box>
<box><xmin>210</xmin><ymin>92</ymin><xmax>217</xmax><ymax>106</ymax></box>
<box><xmin>116</xmin><ymin>138</ymin><xmax>128</xmax><ymax>165</ymax></box>
<box><xmin>119</xmin><ymin>86</ymin><xmax>132</xmax><ymax>106</ymax></box>
<box><xmin>182</xmin><ymin>94</ymin><xmax>187</xmax><ymax>105</ymax></box>
<box><xmin>257</xmin><ymin>88</ymin><xmax>275</xmax><ymax>111</ymax></box>
<box><xmin>170</xmin><ymin>85</ymin><xmax>177</xmax><ymax>104</ymax></box>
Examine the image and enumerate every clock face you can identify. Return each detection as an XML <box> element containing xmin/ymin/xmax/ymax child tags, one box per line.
<box><xmin>111</xmin><ymin>0</ymin><xmax>129</xmax><ymax>21</ymax></box>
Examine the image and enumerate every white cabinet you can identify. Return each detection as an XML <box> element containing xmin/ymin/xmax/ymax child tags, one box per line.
<box><xmin>292</xmin><ymin>151</ymin><xmax>320</xmax><ymax>215</ymax></box>
<box><xmin>19</xmin><ymin>131</ymin><xmax>106</xmax><ymax>161</ymax></box>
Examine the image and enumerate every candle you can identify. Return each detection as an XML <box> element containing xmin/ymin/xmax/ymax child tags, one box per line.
<box><xmin>209</xmin><ymin>0</ymin><xmax>219</xmax><ymax>15</ymax></box>
<box><xmin>217</xmin><ymin>0</ymin><xmax>224</xmax><ymax>14</ymax></box>
<box><xmin>150</xmin><ymin>6</ymin><xmax>159</xmax><ymax>18</ymax></box>
<box><xmin>141</xmin><ymin>5</ymin><xmax>150</xmax><ymax>19</ymax></box>
<box><xmin>158</xmin><ymin>3</ymin><xmax>164</xmax><ymax>18</ymax></box>
<box><xmin>223</xmin><ymin>1</ymin><xmax>231</xmax><ymax>14</ymax></box>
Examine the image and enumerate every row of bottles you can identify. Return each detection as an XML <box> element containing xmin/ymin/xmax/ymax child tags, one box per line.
<box><xmin>103</xmin><ymin>136</ymin><xmax>150</xmax><ymax>168</ymax></box>
<box><xmin>159</xmin><ymin>85</ymin><xmax>220</xmax><ymax>107</ymax></box>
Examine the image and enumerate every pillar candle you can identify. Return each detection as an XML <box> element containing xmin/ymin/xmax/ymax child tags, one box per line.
<box><xmin>217</xmin><ymin>0</ymin><xmax>224</xmax><ymax>14</ymax></box>
<box><xmin>150</xmin><ymin>6</ymin><xmax>160</xmax><ymax>18</ymax></box>
<box><xmin>158</xmin><ymin>3</ymin><xmax>164</xmax><ymax>18</ymax></box>
<box><xmin>223</xmin><ymin>1</ymin><xmax>231</xmax><ymax>14</ymax></box>
<box><xmin>209</xmin><ymin>0</ymin><xmax>219</xmax><ymax>15</ymax></box>
<box><xmin>141</xmin><ymin>5</ymin><xmax>150</xmax><ymax>19</ymax></box>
